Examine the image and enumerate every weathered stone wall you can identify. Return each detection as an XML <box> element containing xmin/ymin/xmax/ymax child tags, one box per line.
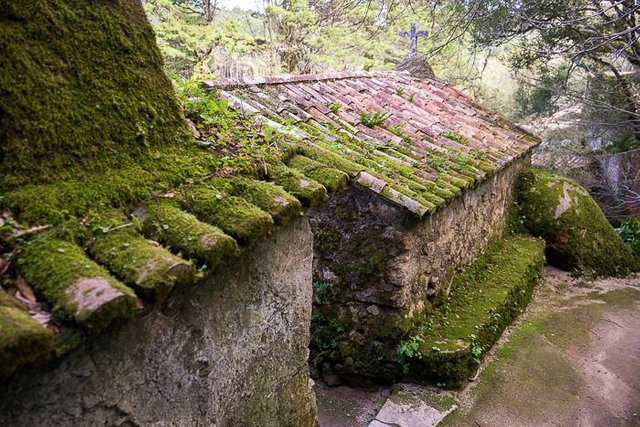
<box><xmin>0</xmin><ymin>218</ymin><xmax>317</xmax><ymax>426</ymax></box>
<box><xmin>309</xmin><ymin>158</ymin><xmax>529</xmax><ymax>380</ymax></box>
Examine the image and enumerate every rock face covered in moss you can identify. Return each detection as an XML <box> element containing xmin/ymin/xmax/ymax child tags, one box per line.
<box><xmin>516</xmin><ymin>168</ymin><xmax>640</xmax><ymax>276</ymax></box>
<box><xmin>0</xmin><ymin>0</ymin><xmax>190</xmax><ymax>188</ymax></box>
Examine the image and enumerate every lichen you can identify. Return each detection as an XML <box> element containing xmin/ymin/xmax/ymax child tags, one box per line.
<box><xmin>16</xmin><ymin>237</ymin><xmax>138</xmax><ymax>331</ymax></box>
<box><xmin>516</xmin><ymin>167</ymin><xmax>640</xmax><ymax>277</ymax></box>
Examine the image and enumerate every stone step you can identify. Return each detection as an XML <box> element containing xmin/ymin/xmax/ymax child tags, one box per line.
<box><xmin>398</xmin><ymin>236</ymin><xmax>545</xmax><ymax>388</ymax></box>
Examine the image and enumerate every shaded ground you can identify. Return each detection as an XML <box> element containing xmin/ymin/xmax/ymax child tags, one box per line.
<box><xmin>314</xmin><ymin>381</ymin><xmax>389</xmax><ymax>426</ymax></box>
<box><xmin>316</xmin><ymin>266</ymin><xmax>640</xmax><ymax>426</ymax></box>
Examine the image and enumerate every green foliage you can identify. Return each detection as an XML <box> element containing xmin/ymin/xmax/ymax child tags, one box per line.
<box><xmin>514</xmin><ymin>64</ymin><xmax>570</xmax><ymax>118</ymax></box>
<box><xmin>329</xmin><ymin>103</ymin><xmax>341</xmax><ymax>114</ymax></box>
<box><xmin>265</xmin><ymin>0</ymin><xmax>318</xmax><ymax>73</ymax></box>
<box><xmin>359</xmin><ymin>111</ymin><xmax>390</xmax><ymax>128</ymax></box>
<box><xmin>144</xmin><ymin>0</ymin><xmax>264</xmax><ymax>78</ymax></box>
<box><xmin>617</xmin><ymin>218</ymin><xmax>640</xmax><ymax>256</ymax></box>
<box><xmin>176</xmin><ymin>79</ymin><xmax>237</xmax><ymax>131</ymax></box>
<box><xmin>397</xmin><ymin>335</ymin><xmax>424</xmax><ymax>374</ymax></box>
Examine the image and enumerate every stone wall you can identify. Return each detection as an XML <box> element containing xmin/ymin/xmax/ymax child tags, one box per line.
<box><xmin>0</xmin><ymin>218</ymin><xmax>317</xmax><ymax>426</ymax></box>
<box><xmin>309</xmin><ymin>158</ymin><xmax>529</xmax><ymax>380</ymax></box>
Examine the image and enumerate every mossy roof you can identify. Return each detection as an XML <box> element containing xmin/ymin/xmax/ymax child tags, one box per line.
<box><xmin>1</xmin><ymin>71</ymin><xmax>540</xmax><ymax>379</ymax></box>
<box><xmin>204</xmin><ymin>71</ymin><xmax>541</xmax><ymax>216</ymax></box>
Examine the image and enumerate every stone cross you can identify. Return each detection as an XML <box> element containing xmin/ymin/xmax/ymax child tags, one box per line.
<box><xmin>399</xmin><ymin>22</ymin><xmax>428</xmax><ymax>55</ymax></box>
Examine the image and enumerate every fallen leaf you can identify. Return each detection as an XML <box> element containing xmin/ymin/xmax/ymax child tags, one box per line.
<box><xmin>16</xmin><ymin>276</ymin><xmax>36</xmax><ymax>302</ymax></box>
<box><xmin>0</xmin><ymin>258</ymin><xmax>10</xmax><ymax>276</ymax></box>
<box><xmin>30</xmin><ymin>312</ymin><xmax>52</xmax><ymax>327</ymax></box>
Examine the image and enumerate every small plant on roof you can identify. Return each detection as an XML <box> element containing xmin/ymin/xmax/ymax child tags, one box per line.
<box><xmin>359</xmin><ymin>111</ymin><xmax>390</xmax><ymax>128</ymax></box>
<box><xmin>407</xmin><ymin>93</ymin><xmax>415</xmax><ymax>102</ymax></box>
<box><xmin>395</xmin><ymin>87</ymin><xmax>404</xmax><ymax>97</ymax></box>
<box><xmin>442</xmin><ymin>131</ymin><xmax>470</xmax><ymax>145</ymax></box>
<box><xmin>387</xmin><ymin>125</ymin><xmax>403</xmax><ymax>136</ymax></box>
<box><xmin>329</xmin><ymin>102</ymin><xmax>341</xmax><ymax>114</ymax></box>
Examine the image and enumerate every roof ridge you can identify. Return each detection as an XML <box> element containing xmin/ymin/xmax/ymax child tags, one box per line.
<box><xmin>203</xmin><ymin>70</ymin><xmax>410</xmax><ymax>89</ymax></box>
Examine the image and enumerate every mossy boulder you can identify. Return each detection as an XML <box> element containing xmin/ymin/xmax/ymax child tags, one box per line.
<box><xmin>516</xmin><ymin>168</ymin><xmax>640</xmax><ymax>277</ymax></box>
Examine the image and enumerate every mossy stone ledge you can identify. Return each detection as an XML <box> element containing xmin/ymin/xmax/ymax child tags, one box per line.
<box><xmin>17</xmin><ymin>238</ymin><xmax>139</xmax><ymax>332</ymax></box>
<box><xmin>139</xmin><ymin>202</ymin><xmax>240</xmax><ymax>267</ymax></box>
<box><xmin>87</xmin><ymin>227</ymin><xmax>195</xmax><ymax>303</ymax></box>
<box><xmin>0</xmin><ymin>289</ymin><xmax>54</xmax><ymax>379</ymax></box>
<box><xmin>516</xmin><ymin>167</ymin><xmax>640</xmax><ymax>277</ymax></box>
<box><xmin>399</xmin><ymin>236</ymin><xmax>546</xmax><ymax>388</ymax></box>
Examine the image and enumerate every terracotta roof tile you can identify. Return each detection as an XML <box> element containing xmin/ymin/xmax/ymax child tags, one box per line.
<box><xmin>203</xmin><ymin>70</ymin><xmax>540</xmax><ymax>216</ymax></box>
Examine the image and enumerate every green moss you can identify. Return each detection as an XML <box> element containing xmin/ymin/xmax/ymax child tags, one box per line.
<box><xmin>298</xmin><ymin>143</ymin><xmax>363</xmax><ymax>177</ymax></box>
<box><xmin>0</xmin><ymin>290</ymin><xmax>54</xmax><ymax>379</ymax></box>
<box><xmin>142</xmin><ymin>202</ymin><xmax>240</xmax><ymax>267</ymax></box>
<box><xmin>516</xmin><ymin>167</ymin><xmax>640</xmax><ymax>277</ymax></box>
<box><xmin>287</xmin><ymin>155</ymin><xmax>350</xmax><ymax>193</ymax></box>
<box><xmin>2</xmin><ymin>146</ymin><xmax>222</xmax><ymax>226</ymax></box>
<box><xmin>88</xmin><ymin>226</ymin><xmax>195</xmax><ymax>302</ymax></box>
<box><xmin>16</xmin><ymin>237</ymin><xmax>138</xmax><ymax>331</ymax></box>
<box><xmin>182</xmin><ymin>186</ymin><xmax>274</xmax><ymax>244</ymax></box>
<box><xmin>0</xmin><ymin>0</ymin><xmax>191</xmax><ymax>189</ymax></box>
<box><xmin>209</xmin><ymin>177</ymin><xmax>302</xmax><ymax>224</ymax></box>
<box><xmin>268</xmin><ymin>164</ymin><xmax>328</xmax><ymax>206</ymax></box>
<box><xmin>400</xmin><ymin>236</ymin><xmax>546</xmax><ymax>388</ymax></box>
<box><xmin>332</xmin><ymin>229</ymin><xmax>388</xmax><ymax>283</ymax></box>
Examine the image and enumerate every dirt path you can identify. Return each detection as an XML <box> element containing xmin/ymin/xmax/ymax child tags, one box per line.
<box><xmin>315</xmin><ymin>267</ymin><xmax>640</xmax><ymax>426</ymax></box>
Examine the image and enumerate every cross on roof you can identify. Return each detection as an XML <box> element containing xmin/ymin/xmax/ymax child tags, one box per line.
<box><xmin>399</xmin><ymin>22</ymin><xmax>428</xmax><ymax>55</ymax></box>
